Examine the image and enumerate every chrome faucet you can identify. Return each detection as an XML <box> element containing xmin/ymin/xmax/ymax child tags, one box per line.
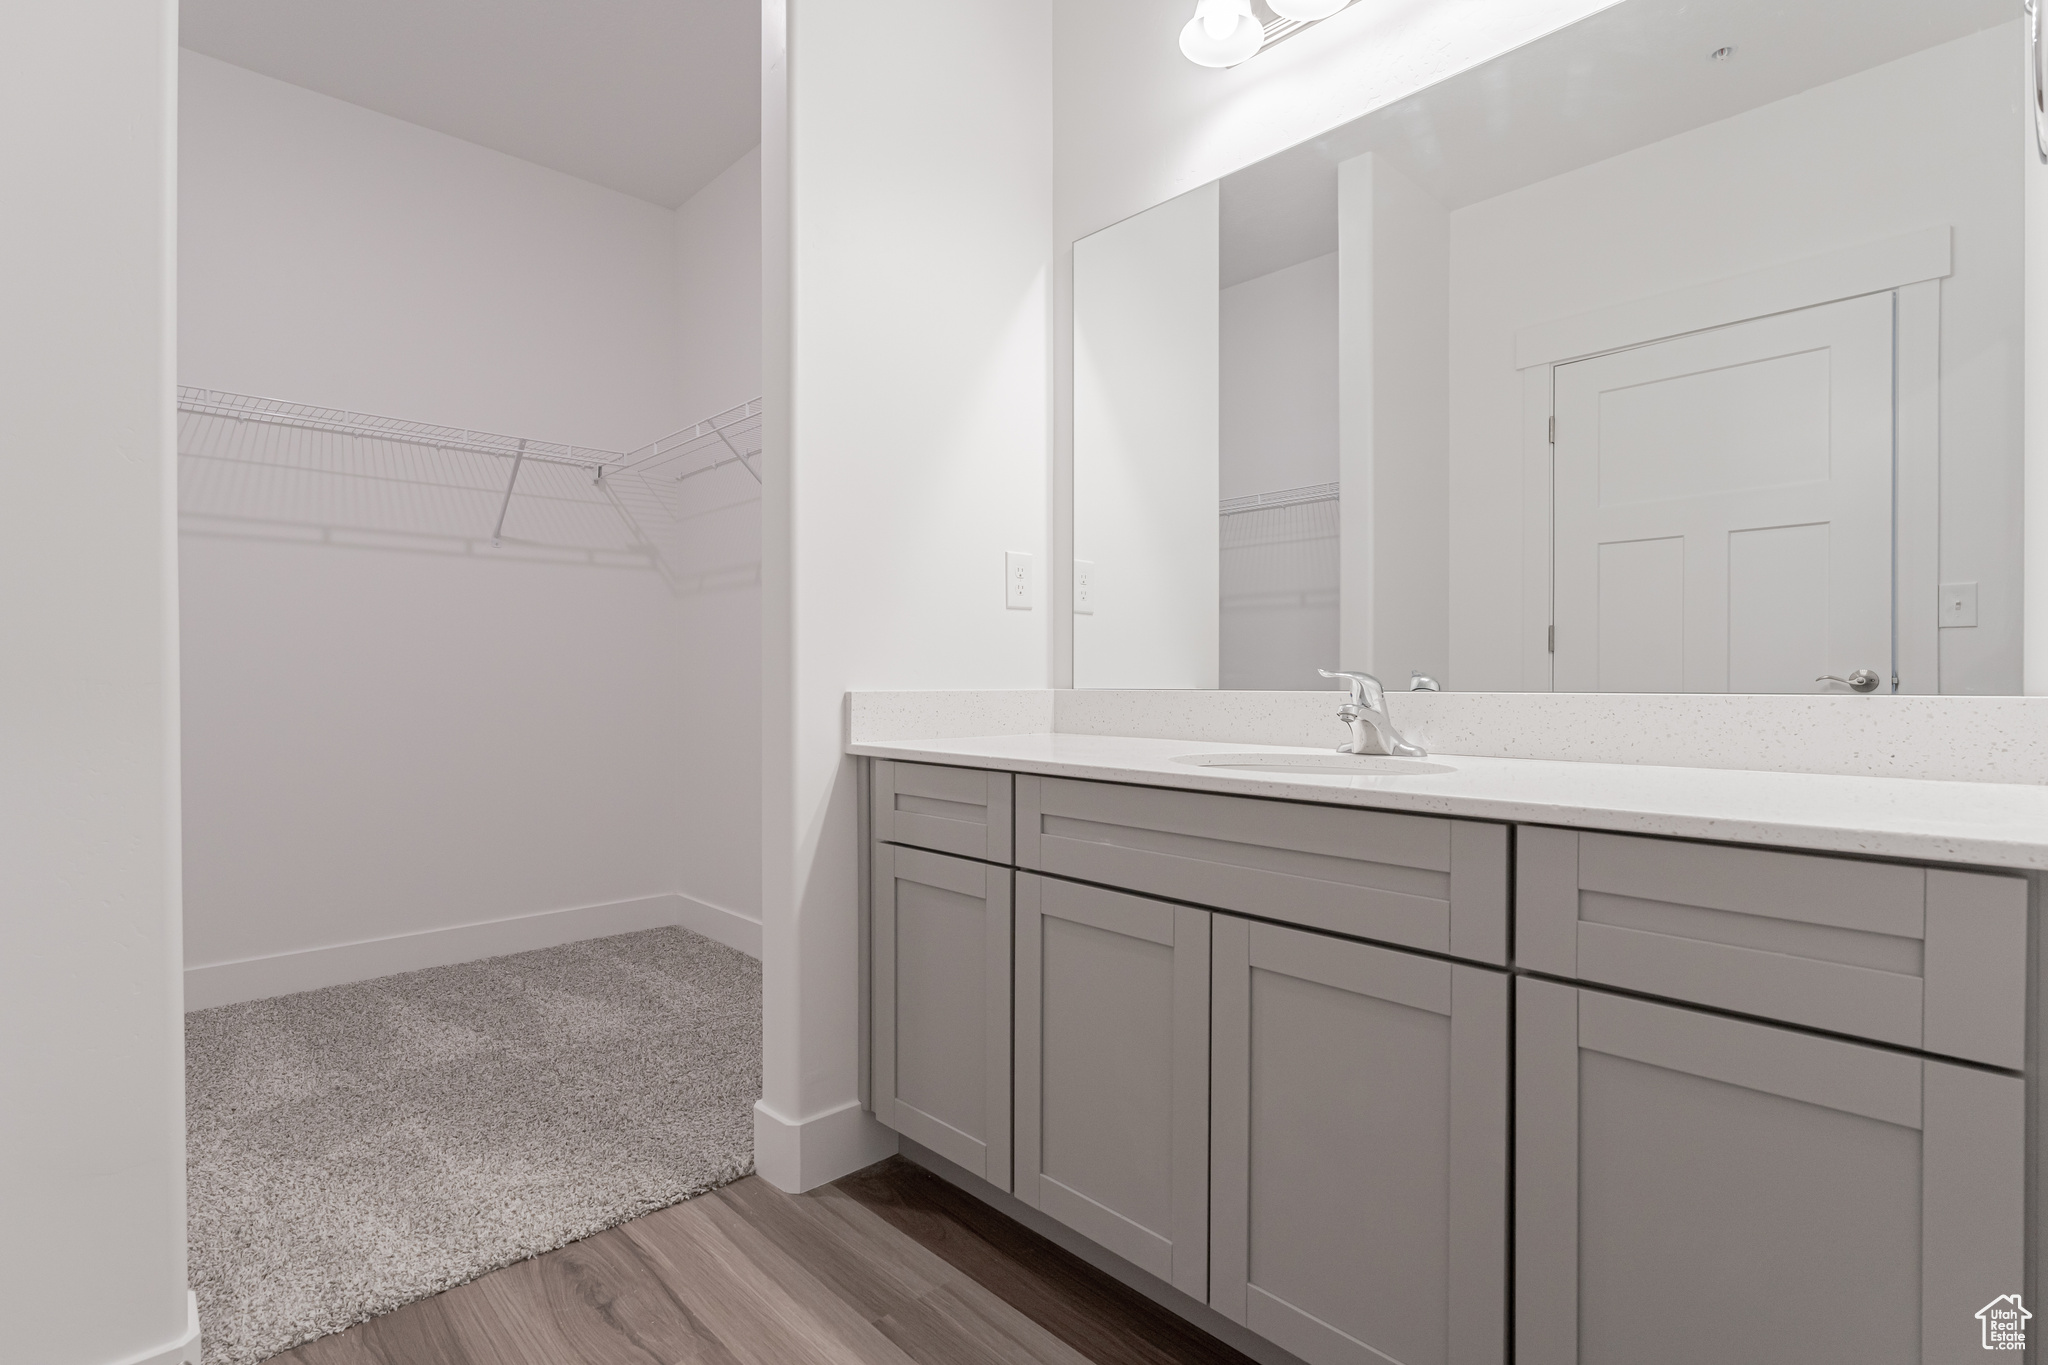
<box><xmin>1318</xmin><ymin>670</ymin><xmax>1427</xmax><ymax>758</ymax></box>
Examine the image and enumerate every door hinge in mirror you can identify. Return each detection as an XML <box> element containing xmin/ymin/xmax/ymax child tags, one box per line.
<box><xmin>1548</xmin><ymin>416</ymin><xmax>1555</xmax><ymax>444</ymax></box>
<box><xmin>1548</xmin><ymin>624</ymin><xmax>1555</xmax><ymax>653</ymax></box>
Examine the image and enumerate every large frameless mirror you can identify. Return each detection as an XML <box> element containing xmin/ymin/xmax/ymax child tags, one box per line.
<box><xmin>1072</xmin><ymin>0</ymin><xmax>2025</xmax><ymax>695</ymax></box>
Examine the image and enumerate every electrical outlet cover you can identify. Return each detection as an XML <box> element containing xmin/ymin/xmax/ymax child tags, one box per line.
<box><xmin>1074</xmin><ymin>559</ymin><xmax>1096</xmax><ymax>615</ymax></box>
<box><xmin>1005</xmin><ymin>551</ymin><xmax>1034</xmax><ymax>610</ymax></box>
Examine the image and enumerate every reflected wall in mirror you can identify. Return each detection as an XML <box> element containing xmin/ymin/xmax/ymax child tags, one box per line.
<box><xmin>1072</xmin><ymin>0</ymin><xmax>2025</xmax><ymax>695</ymax></box>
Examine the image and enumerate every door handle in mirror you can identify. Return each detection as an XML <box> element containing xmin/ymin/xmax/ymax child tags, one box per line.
<box><xmin>1816</xmin><ymin>669</ymin><xmax>1883</xmax><ymax>694</ymax></box>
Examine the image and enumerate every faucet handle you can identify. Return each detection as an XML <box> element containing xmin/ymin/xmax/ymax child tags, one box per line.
<box><xmin>1319</xmin><ymin>669</ymin><xmax>1386</xmax><ymax>708</ymax></box>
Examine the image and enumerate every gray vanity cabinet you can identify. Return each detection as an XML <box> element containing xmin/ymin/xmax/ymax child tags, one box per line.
<box><xmin>1014</xmin><ymin>871</ymin><xmax>1210</xmax><ymax>1300</ymax></box>
<box><xmin>1210</xmin><ymin>916</ymin><xmax>1508</xmax><ymax>1365</ymax></box>
<box><xmin>1516</xmin><ymin>979</ymin><xmax>2025</xmax><ymax>1365</ymax></box>
<box><xmin>870</xmin><ymin>843</ymin><xmax>1013</xmax><ymax>1190</ymax></box>
<box><xmin>868</xmin><ymin>757</ymin><xmax>2034</xmax><ymax>1365</ymax></box>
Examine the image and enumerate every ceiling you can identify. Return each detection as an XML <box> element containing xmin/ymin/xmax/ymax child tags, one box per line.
<box><xmin>1219</xmin><ymin>0</ymin><xmax>2013</xmax><ymax>286</ymax></box>
<box><xmin>180</xmin><ymin>0</ymin><xmax>760</xmax><ymax>208</ymax></box>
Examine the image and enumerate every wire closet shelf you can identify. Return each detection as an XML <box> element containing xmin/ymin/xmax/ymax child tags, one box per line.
<box><xmin>175</xmin><ymin>387</ymin><xmax>764</xmax><ymax>548</ymax></box>
<box><xmin>1219</xmin><ymin>481</ymin><xmax>1337</xmax><ymax>517</ymax></box>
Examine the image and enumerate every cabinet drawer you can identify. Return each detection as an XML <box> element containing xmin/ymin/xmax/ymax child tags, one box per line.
<box><xmin>1518</xmin><ymin>827</ymin><xmax>2027</xmax><ymax>1068</ymax></box>
<box><xmin>1016</xmin><ymin>776</ymin><xmax>1507</xmax><ymax>964</ymax></box>
<box><xmin>873</xmin><ymin>760</ymin><xmax>1013</xmax><ymax>864</ymax></box>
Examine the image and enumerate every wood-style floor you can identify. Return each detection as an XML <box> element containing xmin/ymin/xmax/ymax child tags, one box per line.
<box><xmin>276</xmin><ymin>1157</ymin><xmax>1257</xmax><ymax>1365</ymax></box>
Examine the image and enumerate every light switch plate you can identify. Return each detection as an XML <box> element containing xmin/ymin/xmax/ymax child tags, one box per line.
<box><xmin>1074</xmin><ymin>560</ymin><xmax>1096</xmax><ymax>615</ymax></box>
<box><xmin>1939</xmin><ymin>581</ymin><xmax>1978</xmax><ymax>628</ymax></box>
<box><xmin>1005</xmin><ymin>551</ymin><xmax>1033</xmax><ymax>610</ymax></box>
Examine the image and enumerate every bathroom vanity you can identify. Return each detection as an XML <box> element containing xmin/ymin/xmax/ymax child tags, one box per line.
<box><xmin>844</xmin><ymin>1</ymin><xmax>2048</xmax><ymax>1358</ymax></box>
<box><xmin>853</xmin><ymin>713</ymin><xmax>2047</xmax><ymax>1365</ymax></box>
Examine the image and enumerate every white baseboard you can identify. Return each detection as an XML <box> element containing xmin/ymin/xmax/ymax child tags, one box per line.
<box><xmin>185</xmin><ymin>892</ymin><xmax>763</xmax><ymax>1010</ymax></box>
<box><xmin>673</xmin><ymin>892</ymin><xmax>763</xmax><ymax>959</ymax></box>
<box><xmin>106</xmin><ymin>1291</ymin><xmax>202</xmax><ymax>1365</ymax></box>
<box><xmin>754</xmin><ymin>1097</ymin><xmax>898</xmax><ymax>1193</ymax></box>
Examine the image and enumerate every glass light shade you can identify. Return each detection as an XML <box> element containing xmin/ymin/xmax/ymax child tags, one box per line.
<box><xmin>1268</xmin><ymin>0</ymin><xmax>1350</xmax><ymax>19</ymax></box>
<box><xmin>1199</xmin><ymin>0</ymin><xmax>1253</xmax><ymax>35</ymax></box>
<box><xmin>1180</xmin><ymin>0</ymin><xmax>1263</xmax><ymax>67</ymax></box>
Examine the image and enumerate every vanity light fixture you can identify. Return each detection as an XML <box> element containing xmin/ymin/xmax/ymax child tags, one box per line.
<box><xmin>1180</xmin><ymin>0</ymin><xmax>1265</xmax><ymax>68</ymax></box>
<box><xmin>1181</xmin><ymin>0</ymin><xmax>1357</xmax><ymax>69</ymax></box>
<box><xmin>1268</xmin><ymin>0</ymin><xmax>1350</xmax><ymax>19</ymax></box>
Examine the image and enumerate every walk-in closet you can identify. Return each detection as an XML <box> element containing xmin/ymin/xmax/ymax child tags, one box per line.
<box><xmin>172</xmin><ymin>7</ymin><xmax>767</xmax><ymax>1358</ymax></box>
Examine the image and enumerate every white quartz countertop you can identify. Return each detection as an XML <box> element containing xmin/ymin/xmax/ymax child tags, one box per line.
<box><xmin>848</xmin><ymin>731</ymin><xmax>2048</xmax><ymax>872</ymax></box>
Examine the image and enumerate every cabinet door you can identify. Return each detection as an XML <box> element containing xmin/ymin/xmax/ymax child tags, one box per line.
<box><xmin>1517</xmin><ymin>979</ymin><xmax>2024</xmax><ymax>1365</ymax></box>
<box><xmin>1211</xmin><ymin>918</ymin><xmax>1507</xmax><ymax>1365</ymax></box>
<box><xmin>1015</xmin><ymin>872</ymin><xmax>1209</xmax><ymax>1299</ymax></box>
<box><xmin>871</xmin><ymin>844</ymin><xmax>1012</xmax><ymax>1190</ymax></box>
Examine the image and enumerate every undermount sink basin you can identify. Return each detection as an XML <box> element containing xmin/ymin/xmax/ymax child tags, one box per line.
<box><xmin>1174</xmin><ymin>752</ymin><xmax>1458</xmax><ymax>777</ymax></box>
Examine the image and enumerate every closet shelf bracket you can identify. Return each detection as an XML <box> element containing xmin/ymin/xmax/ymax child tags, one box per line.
<box><xmin>491</xmin><ymin>440</ymin><xmax>529</xmax><ymax>547</ymax></box>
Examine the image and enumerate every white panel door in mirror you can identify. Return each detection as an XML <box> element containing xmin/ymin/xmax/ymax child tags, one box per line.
<box><xmin>1552</xmin><ymin>292</ymin><xmax>1893</xmax><ymax>694</ymax></box>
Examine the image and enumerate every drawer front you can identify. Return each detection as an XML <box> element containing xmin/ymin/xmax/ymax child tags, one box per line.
<box><xmin>1016</xmin><ymin>776</ymin><xmax>1507</xmax><ymax>963</ymax></box>
<box><xmin>873</xmin><ymin>760</ymin><xmax>1014</xmax><ymax>864</ymax></box>
<box><xmin>1517</xmin><ymin>827</ymin><xmax>2026</xmax><ymax>1068</ymax></box>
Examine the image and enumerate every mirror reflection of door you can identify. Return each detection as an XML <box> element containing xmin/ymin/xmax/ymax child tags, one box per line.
<box><xmin>1551</xmin><ymin>293</ymin><xmax>1895</xmax><ymax>694</ymax></box>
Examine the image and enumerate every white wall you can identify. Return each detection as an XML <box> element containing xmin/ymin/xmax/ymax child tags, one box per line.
<box><xmin>1339</xmin><ymin>154</ymin><xmax>1450</xmax><ymax>687</ymax></box>
<box><xmin>180</xmin><ymin>53</ymin><xmax>679</xmax><ymax>447</ymax></box>
<box><xmin>1447</xmin><ymin>25</ymin><xmax>2024</xmax><ymax>693</ymax></box>
<box><xmin>678</xmin><ymin>148</ymin><xmax>765</xmax><ymax>422</ymax></box>
<box><xmin>761</xmin><ymin>0</ymin><xmax>1054</xmax><ymax>1190</ymax></box>
<box><xmin>1221</xmin><ymin>253</ymin><xmax>1337</xmax><ymax>500</ymax></box>
<box><xmin>177</xmin><ymin>52</ymin><xmax>715</xmax><ymax>997</ymax></box>
<box><xmin>673</xmin><ymin>146</ymin><xmax>766</xmax><ymax>927</ymax></box>
<box><xmin>1219</xmin><ymin>253</ymin><xmax>1340</xmax><ymax>689</ymax></box>
<box><xmin>1</xmin><ymin>3</ymin><xmax>196</xmax><ymax>1363</ymax></box>
<box><xmin>1074</xmin><ymin>183</ymin><xmax>1220</xmax><ymax>689</ymax></box>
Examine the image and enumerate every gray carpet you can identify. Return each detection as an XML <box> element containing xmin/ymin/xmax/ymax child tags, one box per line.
<box><xmin>184</xmin><ymin>927</ymin><xmax>760</xmax><ymax>1365</ymax></box>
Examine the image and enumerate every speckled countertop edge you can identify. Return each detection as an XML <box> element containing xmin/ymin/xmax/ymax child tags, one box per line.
<box><xmin>849</xmin><ymin>732</ymin><xmax>2048</xmax><ymax>872</ymax></box>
